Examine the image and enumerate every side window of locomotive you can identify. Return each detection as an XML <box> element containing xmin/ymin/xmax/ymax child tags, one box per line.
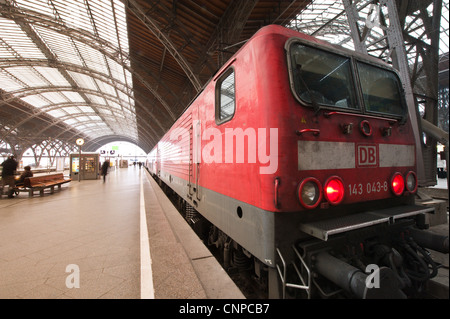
<box><xmin>357</xmin><ymin>62</ymin><xmax>405</xmax><ymax>117</ymax></box>
<box><xmin>289</xmin><ymin>43</ymin><xmax>358</xmax><ymax>109</ymax></box>
<box><xmin>215</xmin><ymin>69</ymin><xmax>236</xmax><ymax>124</ymax></box>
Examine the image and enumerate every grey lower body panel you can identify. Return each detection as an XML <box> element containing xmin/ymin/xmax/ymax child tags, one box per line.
<box><xmin>158</xmin><ymin>171</ymin><xmax>277</xmax><ymax>267</ymax></box>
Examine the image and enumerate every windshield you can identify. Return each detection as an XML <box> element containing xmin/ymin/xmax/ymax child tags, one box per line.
<box><xmin>288</xmin><ymin>41</ymin><xmax>406</xmax><ymax>118</ymax></box>
<box><xmin>289</xmin><ymin>43</ymin><xmax>358</xmax><ymax>109</ymax></box>
<box><xmin>357</xmin><ymin>62</ymin><xmax>404</xmax><ymax>116</ymax></box>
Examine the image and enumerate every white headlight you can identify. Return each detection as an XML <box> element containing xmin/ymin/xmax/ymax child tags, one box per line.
<box><xmin>406</xmin><ymin>171</ymin><xmax>417</xmax><ymax>193</ymax></box>
<box><xmin>298</xmin><ymin>178</ymin><xmax>322</xmax><ymax>209</ymax></box>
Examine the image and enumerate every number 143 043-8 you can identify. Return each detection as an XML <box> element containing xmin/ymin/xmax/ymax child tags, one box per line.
<box><xmin>348</xmin><ymin>181</ymin><xmax>389</xmax><ymax>196</ymax></box>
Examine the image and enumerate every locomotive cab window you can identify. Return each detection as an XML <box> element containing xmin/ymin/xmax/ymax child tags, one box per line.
<box><xmin>215</xmin><ymin>68</ymin><xmax>236</xmax><ymax>124</ymax></box>
<box><xmin>357</xmin><ymin>62</ymin><xmax>405</xmax><ymax>117</ymax></box>
<box><xmin>288</xmin><ymin>43</ymin><xmax>358</xmax><ymax>110</ymax></box>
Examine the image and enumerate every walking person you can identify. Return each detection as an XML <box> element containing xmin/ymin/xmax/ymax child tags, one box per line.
<box><xmin>1</xmin><ymin>155</ymin><xmax>18</xmax><ymax>198</ymax></box>
<box><xmin>101</xmin><ymin>160</ymin><xmax>110</xmax><ymax>183</ymax></box>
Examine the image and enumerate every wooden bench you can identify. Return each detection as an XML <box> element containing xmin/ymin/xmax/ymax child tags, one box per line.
<box><xmin>14</xmin><ymin>173</ymin><xmax>71</xmax><ymax>197</ymax></box>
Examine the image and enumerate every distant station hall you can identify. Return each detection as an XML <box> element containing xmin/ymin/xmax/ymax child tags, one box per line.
<box><xmin>1</xmin><ymin>0</ymin><xmax>449</xmax><ymax>301</ymax></box>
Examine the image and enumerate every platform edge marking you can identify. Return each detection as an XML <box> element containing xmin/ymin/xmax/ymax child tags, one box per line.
<box><xmin>140</xmin><ymin>171</ymin><xmax>155</xmax><ymax>299</ymax></box>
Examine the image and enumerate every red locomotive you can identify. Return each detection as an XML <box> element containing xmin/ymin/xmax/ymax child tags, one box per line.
<box><xmin>147</xmin><ymin>25</ymin><xmax>447</xmax><ymax>298</ymax></box>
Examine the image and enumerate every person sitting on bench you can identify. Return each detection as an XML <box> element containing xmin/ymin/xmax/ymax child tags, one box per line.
<box><xmin>15</xmin><ymin>166</ymin><xmax>33</xmax><ymax>186</ymax></box>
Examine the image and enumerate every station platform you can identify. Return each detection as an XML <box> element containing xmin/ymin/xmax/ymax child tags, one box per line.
<box><xmin>0</xmin><ymin>166</ymin><xmax>244</xmax><ymax>299</ymax></box>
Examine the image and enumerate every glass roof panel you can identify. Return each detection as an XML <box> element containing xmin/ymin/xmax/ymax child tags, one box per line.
<box><xmin>20</xmin><ymin>95</ymin><xmax>48</xmax><ymax>108</ymax></box>
<box><xmin>62</xmin><ymin>91</ymin><xmax>85</xmax><ymax>103</ymax></box>
<box><xmin>47</xmin><ymin>109</ymin><xmax>66</xmax><ymax>117</ymax></box>
<box><xmin>85</xmin><ymin>93</ymin><xmax>107</xmax><ymax>105</ymax></box>
<box><xmin>34</xmin><ymin>67</ymin><xmax>71</xmax><ymax>86</ymax></box>
<box><xmin>67</xmin><ymin>71</ymin><xmax>98</xmax><ymax>90</ymax></box>
<box><xmin>96</xmin><ymin>80</ymin><xmax>117</xmax><ymax>97</ymax></box>
<box><xmin>106</xmin><ymin>56</ymin><xmax>127</xmax><ymax>84</ymax></box>
<box><xmin>0</xmin><ymin>0</ymin><xmax>137</xmax><ymax>143</ymax></box>
<box><xmin>77</xmin><ymin>116</ymin><xmax>91</xmax><ymax>122</ymax></box>
<box><xmin>0</xmin><ymin>17</ymin><xmax>46</xmax><ymax>59</ymax></box>
<box><xmin>50</xmin><ymin>0</ymin><xmax>95</xmax><ymax>34</ymax></box>
<box><xmin>78</xmin><ymin>106</ymin><xmax>95</xmax><ymax>113</ymax></box>
<box><xmin>89</xmin><ymin>115</ymin><xmax>102</xmax><ymax>121</ymax></box>
<box><xmin>0</xmin><ymin>71</ymin><xmax>24</xmax><ymax>91</ymax></box>
<box><xmin>39</xmin><ymin>92</ymin><xmax>69</xmax><ymax>105</ymax></box>
<box><xmin>75</xmin><ymin>41</ymin><xmax>110</xmax><ymax>75</ymax></box>
<box><xmin>7</xmin><ymin>66</ymin><xmax>50</xmax><ymax>87</ymax></box>
<box><xmin>17</xmin><ymin>0</ymin><xmax>54</xmax><ymax>17</ymax></box>
<box><xmin>99</xmin><ymin>108</ymin><xmax>112</xmax><ymax>116</ymax></box>
<box><xmin>64</xmin><ymin>118</ymin><xmax>78</xmax><ymax>125</ymax></box>
<box><xmin>89</xmin><ymin>1</ymin><xmax>119</xmax><ymax>48</ymax></box>
<box><xmin>108</xmin><ymin>101</ymin><xmax>122</xmax><ymax>110</ymax></box>
<box><xmin>63</xmin><ymin>107</ymin><xmax>82</xmax><ymax>115</ymax></box>
<box><xmin>32</xmin><ymin>26</ymin><xmax>85</xmax><ymax>66</ymax></box>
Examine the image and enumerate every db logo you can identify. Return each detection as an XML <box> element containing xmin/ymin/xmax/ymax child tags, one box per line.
<box><xmin>357</xmin><ymin>144</ymin><xmax>378</xmax><ymax>167</ymax></box>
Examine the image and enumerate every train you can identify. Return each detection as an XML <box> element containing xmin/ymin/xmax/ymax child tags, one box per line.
<box><xmin>146</xmin><ymin>25</ymin><xmax>448</xmax><ymax>299</ymax></box>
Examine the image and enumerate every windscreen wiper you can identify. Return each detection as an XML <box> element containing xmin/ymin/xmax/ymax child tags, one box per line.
<box><xmin>296</xmin><ymin>64</ymin><xmax>321</xmax><ymax>115</ymax></box>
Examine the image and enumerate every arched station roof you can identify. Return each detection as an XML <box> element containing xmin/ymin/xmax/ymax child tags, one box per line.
<box><xmin>0</xmin><ymin>0</ymin><xmax>310</xmax><ymax>154</ymax></box>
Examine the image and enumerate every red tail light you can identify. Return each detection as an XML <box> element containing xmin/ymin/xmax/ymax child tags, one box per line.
<box><xmin>324</xmin><ymin>176</ymin><xmax>344</xmax><ymax>205</ymax></box>
<box><xmin>391</xmin><ymin>173</ymin><xmax>405</xmax><ymax>196</ymax></box>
